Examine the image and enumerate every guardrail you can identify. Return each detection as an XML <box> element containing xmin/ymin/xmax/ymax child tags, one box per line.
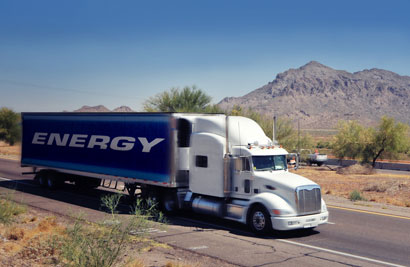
<box><xmin>326</xmin><ymin>158</ymin><xmax>410</xmax><ymax>172</ymax></box>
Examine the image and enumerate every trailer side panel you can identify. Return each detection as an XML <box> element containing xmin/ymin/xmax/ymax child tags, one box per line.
<box><xmin>21</xmin><ymin>113</ymin><xmax>172</xmax><ymax>183</ymax></box>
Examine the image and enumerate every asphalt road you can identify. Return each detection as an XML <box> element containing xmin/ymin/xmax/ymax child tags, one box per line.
<box><xmin>1</xmin><ymin>158</ymin><xmax>410</xmax><ymax>267</ymax></box>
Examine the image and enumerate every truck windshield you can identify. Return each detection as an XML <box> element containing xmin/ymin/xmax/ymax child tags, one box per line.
<box><xmin>252</xmin><ymin>155</ymin><xmax>287</xmax><ymax>171</ymax></box>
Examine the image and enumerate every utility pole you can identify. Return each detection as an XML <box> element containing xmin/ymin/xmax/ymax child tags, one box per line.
<box><xmin>273</xmin><ymin>115</ymin><xmax>277</xmax><ymax>145</ymax></box>
<box><xmin>297</xmin><ymin>119</ymin><xmax>300</xmax><ymax>169</ymax></box>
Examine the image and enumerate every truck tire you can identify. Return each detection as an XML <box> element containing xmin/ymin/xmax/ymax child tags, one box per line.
<box><xmin>161</xmin><ymin>192</ymin><xmax>177</xmax><ymax>213</ymax></box>
<box><xmin>36</xmin><ymin>172</ymin><xmax>47</xmax><ymax>188</ymax></box>
<box><xmin>317</xmin><ymin>162</ymin><xmax>323</xmax><ymax>167</ymax></box>
<box><xmin>248</xmin><ymin>205</ymin><xmax>272</xmax><ymax>235</ymax></box>
<box><xmin>46</xmin><ymin>175</ymin><xmax>58</xmax><ymax>189</ymax></box>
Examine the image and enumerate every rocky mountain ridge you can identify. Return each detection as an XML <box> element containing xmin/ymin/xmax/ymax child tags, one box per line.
<box><xmin>73</xmin><ymin>105</ymin><xmax>135</xmax><ymax>112</ymax></box>
<box><xmin>218</xmin><ymin>61</ymin><xmax>410</xmax><ymax>128</ymax></box>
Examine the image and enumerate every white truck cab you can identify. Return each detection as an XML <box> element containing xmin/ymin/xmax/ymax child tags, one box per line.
<box><xmin>178</xmin><ymin>114</ymin><xmax>329</xmax><ymax>233</ymax></box>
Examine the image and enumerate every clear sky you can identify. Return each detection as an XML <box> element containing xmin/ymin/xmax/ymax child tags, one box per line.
<box><xmin>1</xmin><ymin>0</ymin><xmax>409</xmax><ymax>112</ymax></box>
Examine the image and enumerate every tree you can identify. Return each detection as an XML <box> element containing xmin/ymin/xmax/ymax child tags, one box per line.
<box><xmin>362</xmin><ymin>116</ymin><xmax>409</xmax><ymax>167</ymax></box>
<box><xmin>143</xmin><ymin>86</ymin><xmax>219</xmax><ymax>113</ymax></box>
<box><xmin>0</xmin><ymin>107</ymin><xmax>21</xmax><ymax>145</ymax></box>
<box><xmin>332</xmin><ymin>120</ymin><xmax>368</xmax><ymax>160</ymax></box>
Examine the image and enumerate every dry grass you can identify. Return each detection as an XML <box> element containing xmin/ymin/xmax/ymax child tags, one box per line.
<box><xmin>0</xmin><ymin>213</ymin><xmax>66</xmax><ymax>266</ymax></box>
<box><xmin>336</xmin><ymin>164</ymin><xmax>376</xmax><ymax>175</ymax></box>
<box><xmin>0</xmin><ymin>141</ymin><xmax>20</xmax><ymax>160</ymax></box>
<box><xmin>292</xmin><ymin>166</ymin><xmax>410</xmax><ymax>207</ymax></box>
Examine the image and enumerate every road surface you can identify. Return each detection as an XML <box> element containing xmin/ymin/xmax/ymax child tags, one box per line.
<box><xmin>1</xmin><ymin>158</ymin><xmax>409</xmax><ymax>266</ymax></box>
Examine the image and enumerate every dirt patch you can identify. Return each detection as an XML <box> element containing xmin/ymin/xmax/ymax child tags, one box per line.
<box><xmin>336</xmin><ymin>164</ymin><xmax>376</xmax><ymax>175</ymax></box>
<box><xmin>292</xmin><ymin>166</ymin><xmax>410</xmax><ymax>207</ymax></box>
<box><xmin>0</xmin><ymin>142</ymin><xmax>20</xmax><ymax>161</ymax></box>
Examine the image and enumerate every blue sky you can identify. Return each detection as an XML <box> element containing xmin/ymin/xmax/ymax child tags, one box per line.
<box><xmin>1</xmin><ymin>0</ymin><xmax>409</xmax><ymax>112</ymax></box>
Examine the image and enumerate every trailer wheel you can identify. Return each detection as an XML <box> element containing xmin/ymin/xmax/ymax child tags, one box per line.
<box><xmin>46</xmin><ymin>173</ymin><xmax>62</xmax><ymax>189</ymax></box>
<box><xmin>248</xmin><ymin>205</ymin><xmax>272</xmax><ymax>235</ymax></box>
<box><xmin>36</xmin><ymin>173</ymin><xmax>47</xmax><ymax>188</ymax></box>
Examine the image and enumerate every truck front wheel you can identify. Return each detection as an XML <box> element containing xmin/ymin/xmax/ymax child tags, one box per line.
<box><xmin>249</xmin><ymin>205</ymin><xmax>272</xmax><ymax>234</ymax></box>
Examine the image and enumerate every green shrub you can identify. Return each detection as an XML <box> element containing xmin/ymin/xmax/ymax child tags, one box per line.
<box><xmin>0</xmin><ymin>195</ymin><xmax>26</xmax><ymax>224</ymax></box>
<box><xmin>58</xmin><ymin>195</ymin><xmax>166</xmax><ymax>267</ymax></box>
<box><xmin>349</xmin><ymin>190</ymin><xmax>367</xmax><ymax>202</ymax></box>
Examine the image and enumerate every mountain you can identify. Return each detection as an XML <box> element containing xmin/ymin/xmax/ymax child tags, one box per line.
<box><xmin>218</xmin><ymin>61</ymin><xmax>410</xmax><ymax>128</ymax></box>
<box><xmin>73</xmin><ymin>105</ymin><xmax>135</xmax><ymax>112</ymax></box>
<box><xmin>112</xmin><ymin>106</ymin><xmax>134</xmax><ymax>112</ymax></box>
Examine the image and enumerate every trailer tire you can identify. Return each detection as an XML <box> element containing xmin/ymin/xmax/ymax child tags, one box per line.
<box><xmin>36</xmin><ymin>173</ymin><xmax>47</xmax><ymax>188</ymax></box>
<box><xmin>248</xmin><ymin>205</ymin><xmax>272</xmax><ymax>235</ymax></box>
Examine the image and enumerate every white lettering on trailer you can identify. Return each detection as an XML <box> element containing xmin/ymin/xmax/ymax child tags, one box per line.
<box><xmin>110</xmin><ymin>136</ymin><xmax>136</xmax><ymax>151</ymax></box>
<box><xmin>32</xmin><ymin>132</ymin><xmax>48</xmax><ymax>144</ymax></box>
<box><xmin>138</xmin><ymin>137</ymin><xmax>164</xmax><ymax>153</ymax></box>
<box><xmin>31</xmin><ymin>132</ymin><xmax>164</xmax><ymax>152</ymax></box>
<box><xmin>47</xmin><ymin>133</ymin><xmax>69</xmax><ymax>146</ymax></box>
<box><xmin>69</xmin><ymin>134</ymin><xmax>88</xmax><ymax>148</ymax></box>
<box><xmin>87</xmin><ymin>135</ymin><xmax>110</xmax><ymax>149</ymax></box>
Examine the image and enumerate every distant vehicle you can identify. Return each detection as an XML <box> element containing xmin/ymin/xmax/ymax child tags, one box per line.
<box><xmin>307</xmin><ymin>150</ymin><xmax>328</xmax><ymax>166</ymax></box>
<box><xmin>21</xmin><ymin>112</ymin><xmax>328</xmax><ymax>234</ymax></box>
<box><xmin>287</xmin><ymin>153</ymin><xmax>298</xmax><ymax>166</ymax></box>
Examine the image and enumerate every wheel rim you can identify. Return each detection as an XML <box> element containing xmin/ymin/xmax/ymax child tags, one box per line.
<box><xmin>39</xmin><ymin>176</ymin><xmax>46</xmax><ymax>186</ymax></box>
<box><xmin>47</xmin><ymin>177</ymin><xmax>53</xmax><ymax>188</ymax></box>
<box><xmin>252</xmin><ymin>211</ymin><xmax>266</xmax><ymax>231</ymax></box>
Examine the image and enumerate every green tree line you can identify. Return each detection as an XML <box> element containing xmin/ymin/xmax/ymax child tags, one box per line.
<box><xmin>332</xmin><ymin>117</ymin><xmax>410</xmax><ymax>166</ymax></box>
<box><xmin>0</xmin><ymin>107</ymin><xmax>20</xmax><ymax>146</ymax></box>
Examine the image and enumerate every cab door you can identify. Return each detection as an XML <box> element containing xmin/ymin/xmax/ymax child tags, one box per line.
<box><xmin>232</xmin><ymin>156</ymin><xmax>253</xmax><ymax>197</ymax></box>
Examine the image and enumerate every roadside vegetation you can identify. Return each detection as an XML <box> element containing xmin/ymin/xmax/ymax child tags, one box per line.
<box><xmin>143</xmin><ymin>85</ymin><xmax>222</xmax><ymax>113</ymax></box>
<box><xmin>332</xmin><ymin>117</ymin><xmax>410</xmax><ymax>166</ymax></box>
<box><xmin>0</xmin><ymin>107</ymin><xmax>21</xmax><ymax>146</ymax></box>
<box><xmin>0</xmin><ymin>194</ymin><xmax>178</xmax><ymax>267</ymax></box>
<box><xmin>0</xmin><ymin>193</ymin><xmax>27</xmax><ymax>224</ymax></box>
<box><xmin>294</xmin><ymin>166</ymin><xmax>410</xmax><ymax>207</ymax></box>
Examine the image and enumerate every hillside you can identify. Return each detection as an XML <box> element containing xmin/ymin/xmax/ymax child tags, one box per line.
<box><xmin>73</xmin><ymin>105</ymin><xmax>135</xmax><ymax>112</ymax></box>
<box><xmin>219</xmin><ymin>61</ymin><xmax>410</xmax><ymax>128</ymax></box>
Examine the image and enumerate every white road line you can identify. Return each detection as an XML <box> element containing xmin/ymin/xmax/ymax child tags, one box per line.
<box><xmin>176</xmin><ymin>216</ymin><xmax>404</xmax><ymax>267</ymax></box>
<box><xmin>277</xmin><ymin>239</ymin><xmax>406</xmax><ymax>267</ymax></box>
<box><xmin>326</xmin><ymin>222</ymin><xmax>336</xmax><ymax>225</ymax></box>
<box><xmin>189</xmin><ymin>245</ymin><xmax>208</xmax><ymax>250</ymax></box>
<box><xmin>0</xmin><ymin>176</ymin><xmax>36</xmax><ymax>187</ymax></box>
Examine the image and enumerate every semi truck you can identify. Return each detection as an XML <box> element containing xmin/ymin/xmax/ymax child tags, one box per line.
<box><xmin>21</xmin><ymin>112</ymin><xmax>329</xmax><ymax>234</ymax></box>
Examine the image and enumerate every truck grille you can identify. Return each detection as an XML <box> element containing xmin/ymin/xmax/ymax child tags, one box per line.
<box><xmin>295</xmin><ymin>185</ymin><xmax>321</xmax><ymax>215</ymax></box>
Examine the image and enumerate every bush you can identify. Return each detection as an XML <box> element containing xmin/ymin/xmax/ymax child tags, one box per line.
<box><xmin>0</xmin><ymin>195</ymin><xmax>27</xmax><ymax>224</ymax></box>
<box><xmin>0</xmin><ymin>107</ymin><xmax>21</xmax><ymax>146</ymax></box>
<box><xmin>58</xmin><ymin>195</ymin><xmax>165</xmax><ymax>267</ymax></box>
<box><xmin>349</xmin><ymin>190</ymin><xmax>367</xmax><ymax>202</ymax></box>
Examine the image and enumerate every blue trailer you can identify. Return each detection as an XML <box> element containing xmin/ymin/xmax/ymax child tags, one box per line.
<box><xmin>21</xmin><ymin>113</ymin><xmax>187</xmax><ymax>189</ymax></box>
